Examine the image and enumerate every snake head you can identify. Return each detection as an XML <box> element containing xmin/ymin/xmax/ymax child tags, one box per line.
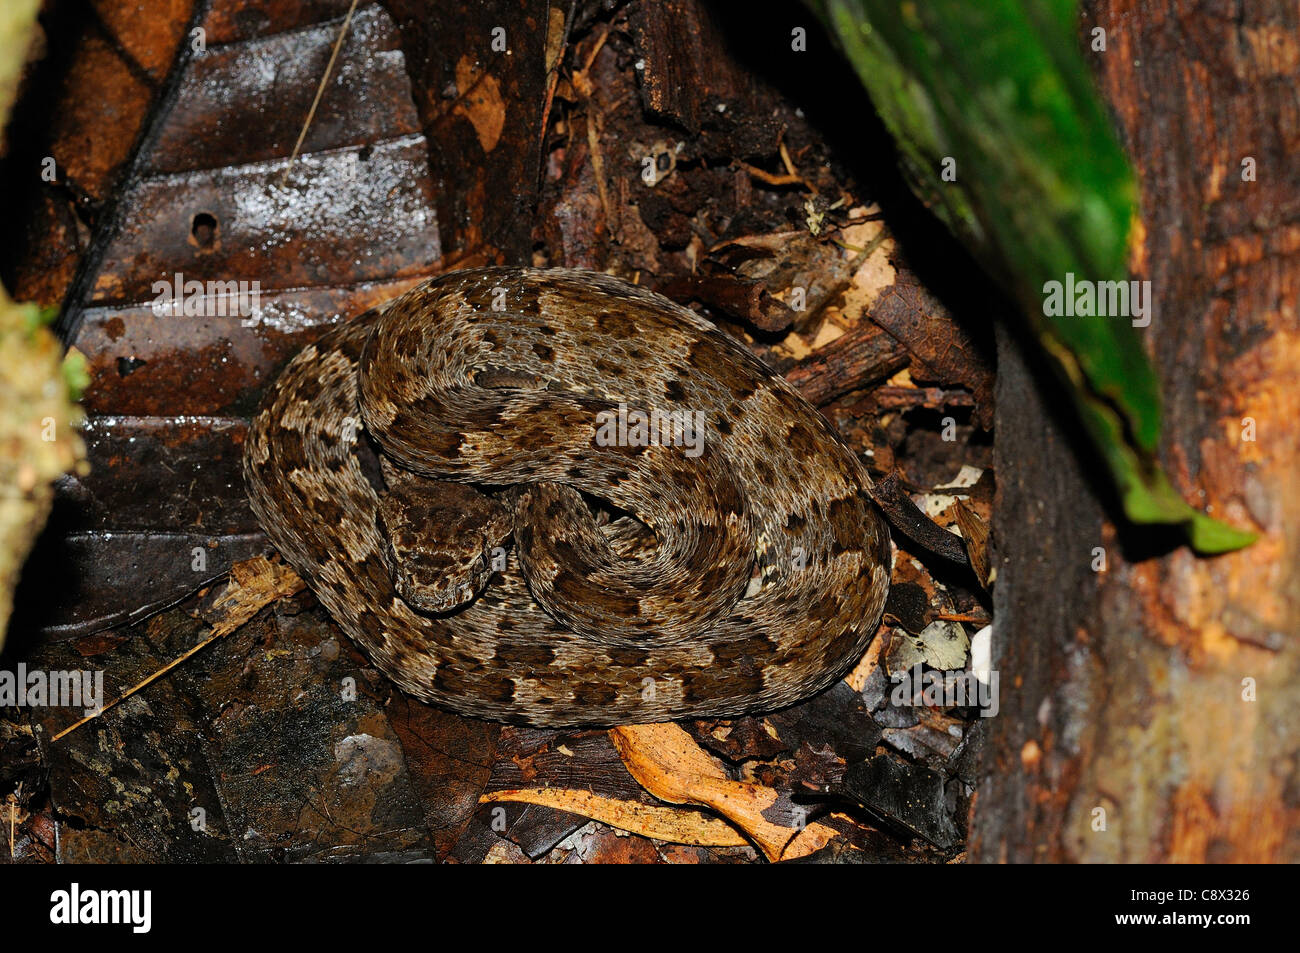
<box><xmin>378</xmin><ymin>474</ymin><xmax>512</xmax><ymax>615</ymax></box>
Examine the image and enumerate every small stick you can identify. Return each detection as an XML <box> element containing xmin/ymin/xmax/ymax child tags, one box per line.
<box><xmin>51</xmin><ymin>558</ymin><xmax>304</xmax><ymax>743</ymax></box>
<box><xmin>737</xmin><ymin>160</ymin><xmax>805</xmax><ymax>188</ymax></box>
<box><xmin>51</xmin><ymin>631</ymin><xmax>226</xmax><ymax>742</ymax></box>
<box><xmin>7</xmin><ymin>783</ymin><xmax>21</xmax><ymax>858</ymax></box>
<box><xmin>777</xmin><ymin>140</ymin><xmax>817</xmax><ymax>195</ymax></box>
<box><xmin>280</xmin><ymin>0</ymin><xmax>361</xmax><ymax>186</ymax></box>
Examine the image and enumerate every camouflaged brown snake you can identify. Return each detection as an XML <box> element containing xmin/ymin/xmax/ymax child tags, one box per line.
<box><xmin>243</xmin><ymin>267</ymin><xmax>891</xmax><ymax>726</ymax></box>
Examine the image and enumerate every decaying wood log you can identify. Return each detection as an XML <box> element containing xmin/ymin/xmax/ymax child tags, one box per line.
<box><xmin>785</xmin><ymin>322</ymin><xmax>910</xmax><ymax>406</ymax></box>
<box><xmin>972</xmin><ymin>0</ymin><xmax>1300</xmax><ymax>862</ymax></box>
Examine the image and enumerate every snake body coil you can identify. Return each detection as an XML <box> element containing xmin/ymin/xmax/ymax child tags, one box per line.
<box><xmin>244</xmin><ymin>267</ymin><xmax>890</xmax><ymax>726</ymax></box>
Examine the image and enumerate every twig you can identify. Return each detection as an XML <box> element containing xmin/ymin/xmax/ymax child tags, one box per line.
<box><xmin>936</xmin><ymin>613</ymin><xmax>991</xmax><ymax>625</ymax></box>
<box><xmin>574</xmin><ymin>27</ymin><xmax>613</xmax><ymax>225</ymax></box>
<box><xmin>280</xmin><ymin>0</ymin><xmax>361</xmax><ymax>186</ymax></box>
<box><xmin>832</xmin><ymin>228</ymin><xmax>888</xmax><ymax>258</ymax></box>
<box><xmin>7</xmin><ymin>783</ymin><xmax>21</xmax><ymax>858</ymax></box>
<box><xmin>535</xmin><ymin>1</ymin><xmax>578</xmax><ymax>177</ymax></box>
<box><xmin>735</xmin><ymin>134</ymin><xmax>817</xmax><ymax>193</ymax></box>
<box><xmin>52</xmin><ymin>557</ymin><xmax>304</xmax><ymax>743</ymax></box>
<box><xmin>777</xmin><ymin>139</ymin><xmax>817</xmax><ymax>195</ymax></box>
<box><xmin>737</xmin><ymin>160</ymin><xmax>806</xmax><ymax>189</ymax></box>
<box><xmin>586</xmin><ymin>112</ymin><xmax>611</xmax><ymax>224</ymax></box>
<box><xmin>580</xmin><ymin>25</ymin><xmax>610</xmax><ymax>73</ymax></box>
<box><xmin>51</xmin><ymin>630</ymin><xmax>227</xmax><ymax>742</ymax></box>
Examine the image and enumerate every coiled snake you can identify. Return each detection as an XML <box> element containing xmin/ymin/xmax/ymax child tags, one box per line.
<box><xmin>243</xmin><ymin>267</ymin><xmax>890</xmax><ymax>726</ymax></box>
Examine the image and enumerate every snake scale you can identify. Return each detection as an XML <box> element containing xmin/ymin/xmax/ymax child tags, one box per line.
<box><xmin>243</xmin><ymin>267</ymin><xmax>891</xmax><ymax>726</ymax></box>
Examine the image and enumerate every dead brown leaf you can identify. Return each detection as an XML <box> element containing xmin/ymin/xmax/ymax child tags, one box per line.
<box><xmin>608</xmin><ymin>722</ymin><xmax>841</xmax><ymax>861</ymax></box>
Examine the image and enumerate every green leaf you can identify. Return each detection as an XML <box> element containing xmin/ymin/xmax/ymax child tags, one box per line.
<box><xmin>809</xmin><ymin>0</ymin><xmax>1255</xmax><ymax>552</ymax></box>
<box><xmin>62</xmin><ymin>348</ymin><xmax>90</xmax><ymax>402</ymax></box>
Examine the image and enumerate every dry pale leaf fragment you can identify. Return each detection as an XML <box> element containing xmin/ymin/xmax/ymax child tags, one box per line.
<box><xmin>480</xmin><ymin>789</ymin><xmax>748</xmax><ymax>847</ymax></box>
<box><xmin>952</xmin><ymin>498</ymin><xmax>992</xmax><ymax>590</ymax></box>
<box><xmin>200</xmin><ymin>555</ymin><xmax>306</xmax><ymax>635</ymax></box>
<box><xmin>453</xmin><ymin>54</ymin><xmax>506</xmax><ymax>153</ymax></box>
<box><xmin>885</xmin><ymin>620</ymin><xmax>970</xmax><ymax>675</ymax></box>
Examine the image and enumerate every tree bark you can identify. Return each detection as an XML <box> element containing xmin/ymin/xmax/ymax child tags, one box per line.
<box><xmin>972</xmin><ymin>0</ymin><xmax>1300</xmax><ymax>862</ymax></box>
